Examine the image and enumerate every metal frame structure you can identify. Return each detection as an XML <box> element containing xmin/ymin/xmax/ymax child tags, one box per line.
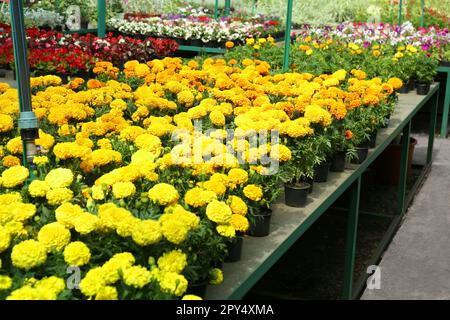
<box><xmin>437</xmin><ymin>65</ymin><xmax>450</xmax><ymax>138</ymax></box>
<box><xmin>206</xmin><ymin>84</ymin><xmax>439</xmax><ymax>300</ymax></box>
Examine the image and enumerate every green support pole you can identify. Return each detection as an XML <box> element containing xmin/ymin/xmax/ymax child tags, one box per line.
<box><xmin>10</xmin><ymin>0</ymin><xmax>39</xmax><ymax>174</ymax></box>
<box><xmin>428</xmin><ymin>90</ymin><xmax>439</xmax><ymax>163</ymax></box>
<box><xmin>398</xmin><ymin>0</ymin><xmax>403</xmax><ymax>26</ymax></box>
<box><xmin>225</xmin><ymin>0</ymin><xmax>231</xmax><ymax>17</ymax></box>
<box><xmin>342</xmin><ymin>178</ymin><xmax>361</xmax><ymax>300</ymax></box>
<box><xmin>420</xmin><ymin>0</ymin><xmax>425</xmax><ymax>27</ymax></box>
<box><xmin>282</xmin><ymin>0</ymin><xmax>293</xmax><ymax>72</ymax></box>
<box><xmin>214</xmin><ymin>0</ymin><xmax>219</xmax><ymax>19</ymax></box>
<box><xmin>397</xmin><ymin>122</ymin><xmax>411</xmax><ymax>215</ymax></box>
<box><xmin>440</xmin><ymin>71</ymin><xmax>450</xmax><ymax>138</ymax></box>
<box><xmin>98</xmin><ymin>0</ymin><xmax>106</xmax><ymax>38</ymax></box>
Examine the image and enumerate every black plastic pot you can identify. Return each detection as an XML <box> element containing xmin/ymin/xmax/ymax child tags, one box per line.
<box><xmin>351</xmin><ymin>146</ymin><xmax>369</xmax><ymax>164</ymax></box>
<box><xmin>399</xmin><ymin>83</ymin><xmax>410</xmax><ymax>94</ymax></box>
<box><xmin>381</xmin><ymin>115</ymin><xmax>391</xmax><ymax>129</ymax></box>
<box><xmin>225</xmin><ymin>236</ymin><xmax>243</xmax><ymax>262</ymax></box>
<box><xmin>369</xmin><ymin>130</ymin><xmax>378</xmax><ymax>148</ymax></box>
<box><xmin>304</xmin><ymin>177</ymin><xmax>314</xmax><ymax>193</ymax></box>
<box><xmin>0</xmin><ymin>69</ymin><xmax>5</xmax><ymax>78</ymax></box>
<box><xmin>313</xmin><ymin>162</ymin><xmax>331</xmax><ymax>183</ymax></box>
<box><xmin>248</xmin><ymin>210</ymin><xmax>272</xmax><ymax>237</ymax></box>
<box><xmin>416</xmin><ymin>83</ymin><xmax>430</xmax><ymax>95</ymax></box>
<box><xmin>187</xmin><ymin>281</ymin><xmax>208</xmax><ymax>298</ymax></box>
<box><xmin>440</xmin><ymin>60</ymin><xmax>450</xmax><ymax>67</ymax></box>
<box><xmin>330</xmin><ymin>151</ymin><xmax>346</xmax><ymax>172</ymax></box>
<box><xmin>408</xmin><ymin>78</ymin><xmax>416</xmax><ymax>91</ymax></box>
<box><xmin>284</xmin><ymin>183</ymin><xmax>310</xmax><ymax>207</ymax></box>
<box><xmin>190</xmin><ymin>39</ymin><xmax>203</xmax><ymax>47</ymax></box>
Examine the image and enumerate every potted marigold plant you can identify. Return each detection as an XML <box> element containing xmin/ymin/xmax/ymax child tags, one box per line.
<box><xmin>414</xmin><ymin>52</ymin><xmax>438</xmax><ymax>95</ymax></box>
<box><xmin>279</xmin><ymin>136</ymin><xmax>319</xmax><ymax>207</ymax></box>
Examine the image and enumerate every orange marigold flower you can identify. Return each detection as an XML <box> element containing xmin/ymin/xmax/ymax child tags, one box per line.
<box><xmin>345</xmin><ymin>130</ymin><xmax>353</xmax><ymax>140</ymax></box>
<box><xmin>225</xmin><ymin>41</ymin><xmax>234</xmax><ymax>49</ymax></box>
<box><xmin>87</xmin><ymin>79</ymin><xmax>103</xmax><ymax>89</ymax></box>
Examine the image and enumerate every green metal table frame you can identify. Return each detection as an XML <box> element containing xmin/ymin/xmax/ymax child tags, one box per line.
<box><xmin>206</xmin><ymin>84</ymin><xmax>439</xmax><ymax>300</ymax></box>
<box><xmin>437</xmin><ymin>65</ymin><xmax>450</xmax><ymax>138</ymax></box>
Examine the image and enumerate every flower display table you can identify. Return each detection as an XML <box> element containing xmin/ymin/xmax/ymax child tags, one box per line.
<box><xmin>206</xmin><ymin>84</ymin><xmax>439</xmax><ymax>300</ymax></box>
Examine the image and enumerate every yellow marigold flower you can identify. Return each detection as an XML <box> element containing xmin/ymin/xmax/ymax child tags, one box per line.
<box><xmin>135</xmin><ymin>63</ymin><xmax>150</xmax><ymax>78</ymax></box>
<box><xmin>157</xmin><ymin>249</ymin><xmax>187</xmax><ymax>274</ymax></box>
<box><xmin>11</xmin><ymin>240</ymin><xmax>47</xmax><ymax>270</ymax></box>
<box><xmin>6</xmin><ymin>137</ymin><xmax>22</xmax><ymax>155</ymax></box>
<box><xmin>33</xmin><ymin>156</ymin><xmax>49</xmax><ymax>166</ymax></box>
<box><xmin>227</xmin><ymin>168</ymin><xmax>248</xmax><ymax>185</ymax></box>
<box><xmin>161</xmin><ymin>218</ymin><xmax>189</xmax><ymax>245</ymax></box>
<box><xmin>160</xmin><ymin>209</ymin><xmax>200</xmax><ymax>232</ymax></box>
<box><xmin>206</xmin><ymin>200</ymin><xmax>232</xmax><ymax>224</ymax></box>
<box><xmin>0</xmin><ymin>114</ymin><xmax>13</xmax><ymax>132</ymax></box>
<box><xmin>227</xmin><ymin>195</ymin><xmax>248</xmax><ymax>216</ymax></box>
<box><xmin>122</xmin><ymin>265</ymin><xmax>151</xmax><ymax>288</ymax></box>
<box><xmin>0</xmin><ymin>226</ymin><xmax>11</xmax><ymax>253</ymax></box>
<box><xmin>225</xmin><ymin>41</ymin><xmax>234</xmax><ymax>48</ymax></box>
<box><xmin>158</xmin><ymin>272</ymin><xmax>188</xmax><ymax>296</ymax></box>
<box><xmin>131</xmin><ymin>220</ymin><xmax>162</xmax><ymax>246</ymax></box>
<box><xmin>270</xmin><ymin>144</ymin><xmax>292</xmax><ymax>162</ymax></box>
<box><xmin>44</xmin><ymin>168</ymin><xmax>73</xmax><ymax>189</ymax></box>
<box><xmin>203</xmin><ymin>180</ymin><xmax>226</xmax><ymax>196</ymax></box>
<box><xmin>53</xmin><ymin>142</ymin><xmax>91</xmax><ymax>160</ymax></box>
<box><xmin>95</xmin><ymin>286</ymin><xmax>118</xmax><ymax>300</ymax></box>
<box><xmin>0</xmin><ymin>275</ymin><xmax>12</xmax><ymax>290</ymax></box>
<box><xmin>46</xmin><ymin>187</ymin><xmax>73</xmax><ymax>206</ymax></box>
<box><xmin>73</xmin><ymin>212</ymin><xmax>100</xmax><ymax>235</ymax></box>
<box><xmin>177</xmin><ymin>90</ymin><xmax>195</xmax><ymax>106</ymax></box>
<box><xmin>55</xmin><ymin>202</ymin><xmax>84</xmax><ymax>229</ymax></box>
<box><xmin>209</xmin><ymin>268</ymin><xmax>223</xmax><ymax>285</ymax></box>
<box><xmin>182</xmin><ymin>294</ymin><xmax>203</xmax><ymax>300</ymax></box>
<box><xmin>91</xmin><ymin>185</ymin><xmax>105</xmax><ymax>200</ymax></box>
<box><xmin>91</xmin><ymin>149</ymin><xmax>122</xmax><ymax>167</ymax></box>
<box><xmin>35</xmin><ymin>130</ymin><xmax>55</xmax><ymax>150</ymax></box>
<box><xmin>1</xmin><ymin>165</ymin><xmax>29</xmax><ymax>188</ymax></box>
<box><xmin>387</xmin><ymin>77</ymin><xmax>403</xmax><ymax>90</ymax></box>
<box><xmin>97</xmin><ymin>138</ymin><xmax>112</xmax><ymax>150</ymax></box>
<box><xmin>37</xmin><ymin>222</ymin><xmax>71</xmax><ymax>252</ymax></box>
<box><xmin>2</xmin><ymin>155</ymin><xmax>20</xmax><ymax>167</ymax></box>
<box><xmin>230</xmin><ymin>214</ymin><xmax>249</xmax><ymax>233</ymax></box>
<box><xmin>135</xmin><ymin>133</ymin><xmax>162</xmax><ymax>153</ymax></box>
<box><xmin>216</xmin><ymin>224</ymin><xmax>236</xmax><ymax>238</ymax></box>
<box><xmin>243</xmin><ymin>184</ymin><xmax>263</xmax><ymax>201</ymax></box>
<box><xmin>148</xmin><ymin>183</ymin><xmax>179</xmax><ymax>206</ymax></box>
<box><xmin>116</xmin><ymin>216</ymin><xmax>139</xmax><ymax>238</ymax></box>
<box><xmin>80</xmin><ymin>267</ymin><xmax>106</xmax><ymax>297</ymax></box>
<box><xmin>112</xmin><ymin>181</ymin><xmax>136</xmax><ymax>199</ymax></box>
<box><xmin>0</xmin><ymin>192</ymin><xmax>22</xmax><ymax>205</ymax></box>
<box><xmin>209</xmin><ymin>110</ymin><xmax>226</xmax><ymax>126</ymax></box>
<box><xmin>304</xmin><ymin>104</ymin><xmax>332</xmax><ymax>126</ymax></box>
<box><xmin>64</xmin><ymin>241</ymin><xmax>91</xmax><ymax>266</ymax></box>
<box><xmin>28</xmin><ymin>180</ymin><xmax>50</xmax><ymax>198</ymax></box>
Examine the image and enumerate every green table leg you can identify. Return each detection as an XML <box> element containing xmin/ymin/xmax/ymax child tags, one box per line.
<box><xmin>397</xmin><ymin>121</ymin><xmax>411</xmax><ymax>215</ymax></box>
<box><xmin>342</xmin><ymin>177</ymin><xmax>361</xmax><ymax>300</ymax></box>
<box><xmin>428</xmin><ymin>90</ymin><xmax>439</xmax><ymax>163</ymax></box>
<box><xmin>440</xmin><ymin>72</ymin><xmax>450</xmax><ymax>138</ymax></box>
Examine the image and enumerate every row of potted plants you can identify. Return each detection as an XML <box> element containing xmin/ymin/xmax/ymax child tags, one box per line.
<box><xmin>0</xmin><ymin>56</ymin><xmax>403</xmax><ymax>299</ymax></box>
<box><xmin>107</xmin><ymin>14</ymin><xmax>282</xmax><ymax>47</ymax></box>
<box><xmin>225</xmin><ymin>30</ymin><xmax>440</xmax><ymax>95</ymax></box>
<box><xmin>0</xmin><ymin>25</ymin><xmax>178</xmax><ymax>78</ymax></box>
